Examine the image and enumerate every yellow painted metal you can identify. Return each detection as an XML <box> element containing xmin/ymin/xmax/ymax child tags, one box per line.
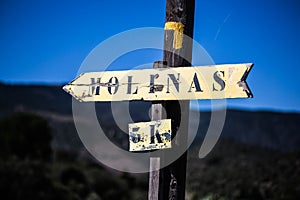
<box><xmin>128</xmin><ymin>119</ymin><xmax>171</xmax><ymax>152</ymax></box>
<box><xmin>63</xmin><ymin>63</ymin><xmax>253</xmax><ymax>102</ymax></box>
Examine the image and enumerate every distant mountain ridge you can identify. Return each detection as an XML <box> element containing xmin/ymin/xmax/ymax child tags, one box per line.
<box><xmin>193</xmin><ymin>110</ymin><xmax>300</xmax><ymax>151</ymax></box>
<box><xmin>1</xmin><ymin>83</ymin><xmax>300</xmax><ymax>152</ymax></box>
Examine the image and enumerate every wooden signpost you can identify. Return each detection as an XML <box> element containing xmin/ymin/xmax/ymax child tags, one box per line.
<box><xmin>63</xmin><ymin>0</ymin><xmax>253</xmax><ymax>199</ymax></box>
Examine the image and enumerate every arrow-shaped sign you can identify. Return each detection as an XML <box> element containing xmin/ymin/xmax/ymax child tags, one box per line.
<box><xmin>63</xmin><ymin>63</ymin><xmax>253</xmax><ymax>102</ymax></box>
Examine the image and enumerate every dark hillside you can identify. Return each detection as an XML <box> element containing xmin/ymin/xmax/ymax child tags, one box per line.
<box><xmin>1</xmin><ymin>83</ymin><xmax>300</xmax><ymax>152</ymax></box>
<box><xmin>0</xmin><ymin>83</ymin><xmax>300</xmax><ymax>199</ymax></box>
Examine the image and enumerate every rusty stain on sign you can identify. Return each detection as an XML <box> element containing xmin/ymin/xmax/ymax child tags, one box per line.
<box><xmin>63</xmin><ymin>63</ymin><xmax>253</xmax><ymax>102</ymax></box>
<box><xmin>128</xmin><ymin>119</ymin><xmax>172</xmax><ymax>152</ymax></box>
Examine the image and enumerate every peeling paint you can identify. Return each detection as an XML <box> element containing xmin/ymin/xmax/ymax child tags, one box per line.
<box><xmin>63</xmin><ymin>63</ymin><xmax>253</xmax><ymax>102</ymax></box>
<box><xmin>128</xmin><ymin>119</ymin><xmax>172</xmax><ymax>152</ymax></box>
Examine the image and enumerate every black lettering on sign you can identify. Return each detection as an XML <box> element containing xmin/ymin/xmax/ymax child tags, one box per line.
<box><xmin>166</xmin><ymin>73</ymin><xmax>180</xmax><ymax>93</ymax></box>
<box><xmin>213</xmin><ymin>71</ymin><xmax>225</xmax><ymax>91</ymax></box>
<box><xmin>150</xmin><ymin>124</ymin><xmax>163</xmax><ymax>144</ymax></box>
<box><xmin>149</xmin><ymin>74</ymin><xmax>159</xmax><ymax>93</ymax></box>
<box><xmin>108</xmin><ymin>77</ymin><xmax>119</xmax><ymax>95</ymax></box>
<box><xmin>127</xmin><ymin>76</ymin><xmax>138</xmax><ymax>94</ymax></box>
<box><xmin>91</xmin><ymin>78</ymin><xmax>101</xmax><ymax>95</ymax></box>
<box><xmin>188</xmin><ymin>73</ymin><xmax>203</xmax><ymax>92</ymax></box>
<box><xmin>130</xmin><ymin>127</ymin><xmax>140</xmax><ymax>143</ymax></box>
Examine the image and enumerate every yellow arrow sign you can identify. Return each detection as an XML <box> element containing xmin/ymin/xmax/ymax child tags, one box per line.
<box><xmin>63</xmin><ymin>63</ymin><xmax>253</xmax><ymax>102</ymax></box>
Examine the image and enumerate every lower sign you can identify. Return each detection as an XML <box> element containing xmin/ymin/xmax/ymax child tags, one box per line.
<box><xmin>128</xmin><ymin>119</ymin><xmax>172</xmax><ymax>152</ymax></box>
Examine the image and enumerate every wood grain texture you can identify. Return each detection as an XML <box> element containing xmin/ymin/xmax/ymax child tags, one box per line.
<box><xmin>160</xmin><ymin>1</ymin><xmax>195</xmax><ymax>199</ymax></box>
<box><xmin>148</xmin><ymin>157</ymin><xmax>160</xmax><ymax>200</ymax></box>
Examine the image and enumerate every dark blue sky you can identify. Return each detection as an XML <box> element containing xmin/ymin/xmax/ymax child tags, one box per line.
<box><xmin>1</xmin><ymin>0</ymin><xmax>300</xmax><ymax>112</ymax></box>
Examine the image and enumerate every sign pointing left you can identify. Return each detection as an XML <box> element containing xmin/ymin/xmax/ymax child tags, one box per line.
<box><xmin>63</xmin><ymin>63</ymin><xmax>253</xmax><ymax>102</ymax></box>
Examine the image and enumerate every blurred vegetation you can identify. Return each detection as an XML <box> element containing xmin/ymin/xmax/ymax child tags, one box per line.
<box><xmin>0</xmin><ymin>112</ymin><xmax>147</xmax><ymax>200</ymax></box>
<box><xmin>0</xmin><ymin>112</ymin><xmax>52</xmax><ymax>161</ymax></box>
<box><xmin>0</xmin><ymin>112</ymin><xmax>299</xmax><ymax>199</ymax></box>
<box><xmin>187</xmin><ymin>140</ymin><xmax>300</xmax><ymax>200</ymax></box>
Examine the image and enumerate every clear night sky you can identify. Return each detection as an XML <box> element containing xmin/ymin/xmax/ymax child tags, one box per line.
<box><xmin>1</xmin><ymin>0</ymin><xmax>300</xmax><ymax>112</ymax></box>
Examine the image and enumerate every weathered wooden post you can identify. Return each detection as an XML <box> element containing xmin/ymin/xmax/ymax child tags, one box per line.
<box><xmin>154</xmin><ymin>0</ymin><xmax>195</xmax><ymax>199</ymax></box>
